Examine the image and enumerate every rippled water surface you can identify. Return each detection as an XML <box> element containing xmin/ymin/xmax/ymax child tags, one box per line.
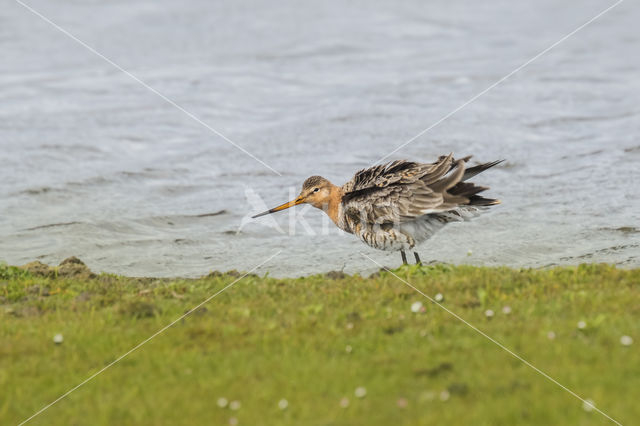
<box><xmin>1</xmin><ymin>0</ymin><xmax>639</xmax><ymax>277</ymax></box>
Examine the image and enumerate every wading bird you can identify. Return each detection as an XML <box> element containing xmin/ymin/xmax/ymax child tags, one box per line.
<box><xmin>253</xmin><ymin>154</ymin><xmax>502</xmax><ymax>265</ymax></box>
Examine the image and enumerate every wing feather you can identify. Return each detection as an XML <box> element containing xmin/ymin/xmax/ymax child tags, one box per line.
<box><xmin>341</xmin><ymin>156</ymin><xmax>500</xmax><ymax>226</ymax></box>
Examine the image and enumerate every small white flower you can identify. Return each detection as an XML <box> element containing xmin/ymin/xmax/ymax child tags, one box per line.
<box><xmin>354</xmin><ymin>387</ymin><xmax>367</xmax><ymax>398</ymax></box>
<box><xmin>229</xmin><ymin>417</ymin><xmax>238</xmax><ymax>426</ymax></box>
<box><xmin>419</xmin><ymin>391</ymin><xmax>436</xmax><ymax>401</ymax></box>
<box><xmin>411</xmin><ymin>301</ymin><xmax>423</xmax><ymax>313</ymax></box>
<box><xmin>278</xmin><ymin>399</ymin><xmax>288</xmax><ymax>410</ymax></box>
<box><xmin>547</xmin><ymin>331</ymin><xmax>556</xmax><ymax>340</ymax></box>
<box><xmin>620</xmin><ymin>335</ymin><xmax>633</xmax><ymax>346</ymax></box>
<box><xmin>339</xmin><ymin>397</ymin><xmax>350</xmax><ymax>408</ymax></box>
<box><xmin>345</xmin><ymin>345</ymin><xmax>353</xmax><ymax>353</ymax></box>
<box><xmin>582</xmin><ymin>399</ymin><xmax>595</xmax><ymax>412</ymax></box>
<box><xmin>434</xmin><ymin>293</ymin><xmax>444</xmax><ymax>303</ymax></box>
<box><xmin>439</xmin><ymin>390</ymin><xmax>450</xmax><ymax>401</ymax></box>
<box><xmin>502</xmin><ymin>306</ymin><xmax>511</xmax><ymax>314</ymax></box>
<box><xmin>577</xmin><ymin>321</ymin><xmax>587</xmax><ymax>329</ymax></box>
<box><xmin>346</xmin><ymin>322</ymin><xmax>354</xmax><ymax>330</ymax></box>
<box><xmin>53</xmin><ymin>334</ymin><xmax>63</xmax><ymax>344</ymax></box>
<box><xmin>217</xmin><ymin>398</ymin><xmax>228</xmax><ymax>408</ymax></box>
<box><xmin>467</xmin><ymin>250</ymin><xmax>473</xmax><ymax>256</ymax></box>
<box><xmin>229</xmin><ymin>400</ymin><xmax>241</xmax><ymax>411</ymax></box>
<box><xmin>484</xmin><ymin>309</ymin><xmax>494</xmax><ymax>318</ymax></box>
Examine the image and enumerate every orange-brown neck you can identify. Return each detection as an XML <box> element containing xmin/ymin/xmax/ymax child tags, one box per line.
<box><xmin>325</xmin><ymin>185</ymin><xmax>343</xmax><ymax>225</ymax></box>
<box><xmin>310</xmin><ymin>184</ymin><xmax>343</xmax><ymax>225</ymax></box>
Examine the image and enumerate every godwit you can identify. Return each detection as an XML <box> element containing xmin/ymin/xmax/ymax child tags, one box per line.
<box><xmin>253</xmin><ymin>154</ymin><xmax>502</xmax><ymax>264</ymax></box>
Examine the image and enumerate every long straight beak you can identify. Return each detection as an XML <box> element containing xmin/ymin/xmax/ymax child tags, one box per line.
<box><xmin>252</xmin><ymin>197</ymin><xmax>304</xmax><ymax>218</ymax></box>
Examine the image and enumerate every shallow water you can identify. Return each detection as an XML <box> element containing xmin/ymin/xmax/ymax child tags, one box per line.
<box><xmin>1</xmin><ymin>0</ymin><xmax>639</xmax><ymax>277</ymax></box>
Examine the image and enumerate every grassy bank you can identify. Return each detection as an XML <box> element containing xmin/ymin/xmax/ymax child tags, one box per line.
<box><xmin>1</xmin><ymin>260</ymin><xmax>638</xmax><ymax>425</ymax></box>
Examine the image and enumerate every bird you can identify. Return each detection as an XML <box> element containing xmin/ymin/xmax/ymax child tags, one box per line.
<box><xmin>252</xmin><ymin>154</ymin><xmax>502</xmax><ymax>265</ymax></box>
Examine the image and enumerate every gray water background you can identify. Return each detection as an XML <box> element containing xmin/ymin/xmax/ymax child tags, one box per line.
<box><xmin>1</xmin><ymin>0</ymin><xmax>639</xmax><ymax>277</ymax></box>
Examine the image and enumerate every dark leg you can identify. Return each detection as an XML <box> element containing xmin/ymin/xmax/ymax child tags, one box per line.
<box><xmin>414</xmin><ymin>252</ymin><xmax>421</xmax><ymax>265</ymax></box>
<box><xmin>400</xmin><ymin>250</ymin><xmax>408</xmax><ymax>265</ymax></box>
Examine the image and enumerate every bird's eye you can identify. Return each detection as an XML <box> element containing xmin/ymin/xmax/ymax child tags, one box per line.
<box><xmin>313</xmin><ymin>188</ymin><xmax>319</xmax><ymax>193</ymax></box>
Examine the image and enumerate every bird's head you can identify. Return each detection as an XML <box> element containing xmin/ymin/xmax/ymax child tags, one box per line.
<box><xmin>252</xmin><ymin>176</ymin><xmax>333</xmax><ymax>218</ymax></box>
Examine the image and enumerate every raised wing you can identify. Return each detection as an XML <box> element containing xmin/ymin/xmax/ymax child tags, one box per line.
<box><xmin>341</xmin><ymin>155</ymin><xmax>500</xmax><ymax>226</ymax></box>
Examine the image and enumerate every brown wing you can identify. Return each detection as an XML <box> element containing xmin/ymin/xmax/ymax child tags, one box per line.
<box><xmin>341</xmin><ymin>155</ymin><xmax>501</xmax><ymax>225</ymax></box>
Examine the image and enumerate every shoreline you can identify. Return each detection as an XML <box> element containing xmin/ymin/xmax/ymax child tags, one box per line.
<box><xmin>5</xmin><ymin>256</ymin><xmax>639</xmax><ymax>282</ymax></box>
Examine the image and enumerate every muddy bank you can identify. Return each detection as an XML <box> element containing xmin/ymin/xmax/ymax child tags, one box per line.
<box><xmin>15</xmin><ymin>257</ymin><xmax>357</xmax><ymax>281</ymax></box>
<box><xmin>20</xmin><ymin>257</ymin><xmax>96</xmax><ymax>280</ymax></box>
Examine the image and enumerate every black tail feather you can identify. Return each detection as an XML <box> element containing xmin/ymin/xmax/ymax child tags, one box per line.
<box><xmin>468</xmin><ymin>195</ymin><xmax>501</xmax><ymax>206</ymax></box>
<box><xmin>462</xmin><ymin>159</ymin><xmax>504</xmax><ymax>182</ymax></box>
<box><xmin>449</xmin><ymin>182</ymin><xmax>489</xmax><ymax>197</ymax></box>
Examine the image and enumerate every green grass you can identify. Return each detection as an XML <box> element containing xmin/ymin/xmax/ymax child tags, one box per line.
<box><xmin>1</xmin><ymin>262</ymin><xmax>638</xmax><ymax>425</ymax></box>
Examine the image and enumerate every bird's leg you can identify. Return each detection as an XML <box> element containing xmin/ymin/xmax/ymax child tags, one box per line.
<box><xmin>414</xmin><ymin>252</ymin><xmax>421</xmax><ymax>265</ymax></box>
<box><xmin>400</xmin><ymin>250</ymin><xmax>408</xmax><ymax>265</ymax></box>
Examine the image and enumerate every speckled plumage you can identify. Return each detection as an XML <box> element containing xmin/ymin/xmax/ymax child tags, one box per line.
<box><xmin>253</xmin><ymin>154</ymin><xmax>502</xmax><ymax>263</ymax></box>
<box><xmin>336</xmin><ymin>154</ymin><xmax>502</xmax><ymax>251</ymax></box>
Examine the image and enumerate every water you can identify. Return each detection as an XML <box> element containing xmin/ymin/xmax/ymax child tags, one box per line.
<box><xmin>1</xmin><ymin>0</ymin><xmax>639</xmax><ymax>277</ymax></box>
